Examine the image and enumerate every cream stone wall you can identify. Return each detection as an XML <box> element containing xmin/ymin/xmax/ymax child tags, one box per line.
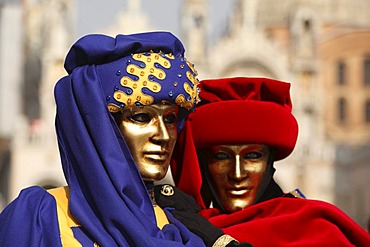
<box><xmin>320</xmin><ymin>31</ymin><xmax>370</xmax><ymax>143</ymax></box>
<box><xmin>0</xmin><ymin>2</ymin><xmax>23</xmax><ymax>208</ymax></box>
<box><xmin>7</xmin><ymin>0</ymin><xmax>73</xmax><ymax>200</ymax></box>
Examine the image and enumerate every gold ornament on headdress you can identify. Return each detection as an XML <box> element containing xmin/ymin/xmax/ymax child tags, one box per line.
<box><xmin>175</xmin><ymin>61</ymin><xmax>200</xmax><ymax>110</ymax></box>
<box><xmin>107</xmin><ymin>51</ymin><xmax>200</xmax><ymax>113</ymax></box>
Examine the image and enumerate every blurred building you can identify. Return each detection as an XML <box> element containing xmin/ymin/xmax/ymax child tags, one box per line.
<box><xmin>0</xmin><ymin>0</ymin><xmax>369</xmax><ymax>229</ymax></box>
<box><xmin>0</xmin><ymin>0</ymin><xmax>74</xmax><ymax>203</ymax></box>
<box><xmin>0</xmin><ymin>0</ymin><xmax>23</xmax><ymax>209</ymax></box>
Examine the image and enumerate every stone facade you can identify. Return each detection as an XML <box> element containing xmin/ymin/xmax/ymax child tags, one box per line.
<box><xmin>1</xmin><ymin>0</ymin><xmax>74</xmax><ymax>201</ymax></box>
<box><xmin>0</xmin><ymin>1</ymin><xmax>23</xmax><ymax>209</ymax></box>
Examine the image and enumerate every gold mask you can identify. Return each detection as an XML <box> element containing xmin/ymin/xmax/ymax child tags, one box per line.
<box><xmin>117</xmin><ymin>102</ymin><xmax>179</xmax><ymax>182</ymax></box>
<box><xmin>205</xmin><ymin>144</ymin><xmax>269</xmax><ymax>213</ymax></box>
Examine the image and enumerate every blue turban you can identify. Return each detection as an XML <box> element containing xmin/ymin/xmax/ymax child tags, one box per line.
<box><xmin>54</xmin><ymin>32</ymin><xmax>203</xmax><ymax>246</ymax></box>
<box><xmin>65</xmin><ymin>32</ymin><xmax>200</xmax><ymax>129</ymax></box>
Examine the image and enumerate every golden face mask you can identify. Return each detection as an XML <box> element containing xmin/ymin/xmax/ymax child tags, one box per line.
<box><xmin>205</xmin><ymin>144</ymin><xmax>270</xmax><ymax>213</ymax></box>
<box><xmin>117</xmin><ymin>102</ymin><xmax>179</xmax><ymax>182</ymax></box>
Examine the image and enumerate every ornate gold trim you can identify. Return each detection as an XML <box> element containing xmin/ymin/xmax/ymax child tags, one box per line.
<box><xmin>212</xmin><ymin>234</ymin><xmax>237</xmax><ymax>247</ymax></box>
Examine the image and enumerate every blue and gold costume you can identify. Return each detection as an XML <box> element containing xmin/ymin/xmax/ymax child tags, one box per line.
<box><xmin>0</xmin><ymin>32</ymin><xmax>204</xmax><ymax>246</ymax></box>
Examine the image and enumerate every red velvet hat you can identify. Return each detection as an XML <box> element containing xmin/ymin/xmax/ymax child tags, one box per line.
<box><xmin>188</xmin><ymin>77</ymin><xmax>298</xmax><ymax>160</ymax></box>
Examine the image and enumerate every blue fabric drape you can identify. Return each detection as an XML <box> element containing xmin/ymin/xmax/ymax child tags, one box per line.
<box><xmin>55</xmin><ymin>32</ymin><xmax>204</xmax><ymax>246</ymax></box>
<box><xmin>0</xmin><ymin>187</ymin><xmax>62</xmax><ymax>247</ymax></box>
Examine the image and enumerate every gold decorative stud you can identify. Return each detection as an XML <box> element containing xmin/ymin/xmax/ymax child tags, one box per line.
<box><xmin>160</xmin><ymin>185</ymin><xmax>174</xmax><ymax>196</ymax></box>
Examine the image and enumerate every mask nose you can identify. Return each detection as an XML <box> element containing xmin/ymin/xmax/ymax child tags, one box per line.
<box><xmin>151</xmin><ymin>117</ymin><xmax>170</xmax><ymax>143</ymax></box>
<box><xmin>229</xmin><ymin>155</ymin><xmax>248</xmax><ymax>181</ymax></box>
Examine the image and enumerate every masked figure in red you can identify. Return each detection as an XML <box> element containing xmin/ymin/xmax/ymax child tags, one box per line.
<box><xmin>167</xmin><ymin>77</ymin><xmax>370</xmax><ymax>246</ymax></box>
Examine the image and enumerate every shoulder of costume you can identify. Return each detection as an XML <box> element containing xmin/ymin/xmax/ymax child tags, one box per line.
<box><xmin>0</xmin><ymin>186</ymin><xmax>62</xmax><ymax>246</ymax></box>
<box><xmin>279</xmin><ymin>196</ymin><xmax>370</xmax><ymax>241</ymax></box>
<box><xmin>47</xmin><ymin>186</ymin><xmax>83</xmax><ymax>247</ymax></box>
<box><xmin>47</xmin><ymin>186</ymin><xmax>80</xmax><ymax>227</ymax></box>
<box><xmin>1</xmin><ymin>185</ymin><xmax>56</xmax><ymax>214</ymax></box>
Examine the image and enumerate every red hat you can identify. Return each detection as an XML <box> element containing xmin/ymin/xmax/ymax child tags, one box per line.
<box><xmin>188</xmin><ymin>77</ymin><xmax>298</xmax><ymax>160</ymax></box>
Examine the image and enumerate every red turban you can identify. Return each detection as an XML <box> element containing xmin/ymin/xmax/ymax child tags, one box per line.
<box><xmin>189</xmin><ymin>77</ymin><xmax>298</xmax><ymax>160</ymax></box>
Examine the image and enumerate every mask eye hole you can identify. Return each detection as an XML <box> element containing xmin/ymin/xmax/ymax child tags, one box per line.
<box><xmin>211</xmin><ymin>152</ymin><xmax>231</xmax><ymax>161</ymax></box>
<box><xmin>242</xmin><ymin>152</ymin><xmax>263</xmax><ymax>160</ymax></box>
<box><xmin>130</xmin><ymin>113</ymin><xmax>151</xmax><ymax>123</ymax></box>
<box><xmin>164</xmin><ymin>113</ymin><xmax>177</xmax><ymax>124</ymax></box>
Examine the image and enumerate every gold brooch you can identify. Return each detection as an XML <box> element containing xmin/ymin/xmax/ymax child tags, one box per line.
<box><xmin>160</xmin><ymin>185</ymin><xmax>174</xmax><ymax>196</ymax></box>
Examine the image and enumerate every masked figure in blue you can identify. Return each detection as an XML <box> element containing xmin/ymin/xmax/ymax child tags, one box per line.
<box><xmin>0</xmin><ymin>32</ymin><xmax>220</xmax><ymax>246</ymax></box>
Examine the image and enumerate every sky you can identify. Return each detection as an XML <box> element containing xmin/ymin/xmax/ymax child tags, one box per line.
<box><xmin>75</xmin><ymin>0</ymin><xmax>234</xmax><ymax>42</ymax></box>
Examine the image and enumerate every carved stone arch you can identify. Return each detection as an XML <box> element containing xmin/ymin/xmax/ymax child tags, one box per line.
<box><xmin>220</xmin><ymin>59</ymin><xmax>277</xmax><ymax>78</ymax></box>
<box><xmin>208</xmin><ymin>35</ymin><xmax>292</xmax><ymax>81</ymax></box>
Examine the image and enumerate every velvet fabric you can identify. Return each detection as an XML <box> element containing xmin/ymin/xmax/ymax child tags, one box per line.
<box><xmin>170</xmin><ymin>77</ymin><xmax>370</xmax><ymax>246</ymax></box>
<box><xmin>171</xmin><ymin>77</ymin><xmax>299</xmax><ymax>207</ymax></box>
<box><xmin>200</xmin><ymin>197</ymin><xmax>370</xmax><ymax>247</ymax></box>
<box><xmin>191</xmin><ymin>77</ymin><xmax>298</xmax><ymax>161</ymax></box>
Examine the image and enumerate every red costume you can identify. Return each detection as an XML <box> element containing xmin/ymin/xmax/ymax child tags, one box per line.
<box><xmin>170</xmin><ymin>77</ymin><xmax>370</xmax><ymax>246</ymax></box>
